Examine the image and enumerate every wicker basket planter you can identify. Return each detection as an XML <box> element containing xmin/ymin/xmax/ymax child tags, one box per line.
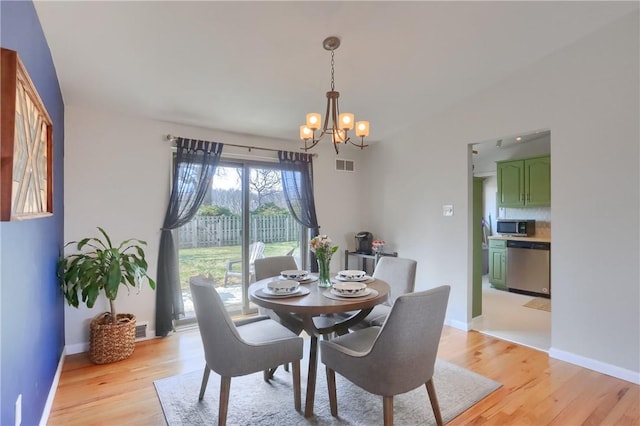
<box><xmin>58</xmin><ymin>228</ymin><xmax>155</xmax><ymax>365</ymax></box>
<box><xmin>89</xmin><ymin>313</ymin><xmax>136</xmax><ymax>364</ymax></box>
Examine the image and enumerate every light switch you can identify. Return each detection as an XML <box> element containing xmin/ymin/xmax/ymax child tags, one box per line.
<box><xmin>443</xmin><ymin>204</ymin><xmax>454</xmax><ymax>217</ymax></box>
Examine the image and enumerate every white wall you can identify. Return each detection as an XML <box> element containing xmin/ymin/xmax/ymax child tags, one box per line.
<box><xmin>63</xmin><ymin>107</ymin><xmax>368</xmax><ymax>350</ymax></box>
<box><xmin>366</xmin><ymin>12</ymin><xmax>639</xmax><ymax>381</ymax></box>
<box><xmin>63</xmin><ymin>11</ymin><xmax>639</xmax><ymax>383</ymax></box>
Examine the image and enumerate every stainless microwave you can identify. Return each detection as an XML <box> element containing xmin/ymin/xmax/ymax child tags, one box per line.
<box><xmin>496</xmin><ymin>219</ymin><xmax>535</xmax><ymax>236</ymax></box>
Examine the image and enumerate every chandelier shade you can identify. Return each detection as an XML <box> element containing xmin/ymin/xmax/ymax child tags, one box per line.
<box><xmin>299</xmin><ymin>36</ymin><xmax>370</xmax><ymax>154</ymax></box>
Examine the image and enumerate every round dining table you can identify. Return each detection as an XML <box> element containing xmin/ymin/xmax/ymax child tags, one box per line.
<box><xmin>249</xmin><ymin>275</ymin><xmax>390</xmax><ymax>418</ymax></box>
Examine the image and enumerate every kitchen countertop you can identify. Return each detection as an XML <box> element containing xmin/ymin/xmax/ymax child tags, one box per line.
<box><xmin>488</xmin><ymin>235</ymin><xmax>551</xmax><ymax>243</ymax></box>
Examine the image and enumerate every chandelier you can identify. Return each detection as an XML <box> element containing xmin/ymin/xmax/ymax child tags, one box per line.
<box><xmin>299</xmin><ymin>36</ymin><xmax>370</xmax><ymax>154</ymax></box>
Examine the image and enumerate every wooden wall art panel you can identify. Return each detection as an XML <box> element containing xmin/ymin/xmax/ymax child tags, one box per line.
<box><xmin>1</xmin><ymin>48</ymin><xmax>53</xmax><ymax>221</ymax></box>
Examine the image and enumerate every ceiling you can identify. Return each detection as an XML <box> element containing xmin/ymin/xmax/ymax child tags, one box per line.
<box><xmin>33</xmin><ymin>1</ymin><xmax>638</xmax><ymax>144</ymax></box>
<box><xmin>471</xmin><ymin>129</ymin><xmax>550</xmax><ymax>175</ymax></box>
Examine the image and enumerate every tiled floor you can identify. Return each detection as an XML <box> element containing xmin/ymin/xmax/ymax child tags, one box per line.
<box><xmin>473</xmin><ymin>275</ymin><xmax>551</xmax><ymax>352</ymax></box>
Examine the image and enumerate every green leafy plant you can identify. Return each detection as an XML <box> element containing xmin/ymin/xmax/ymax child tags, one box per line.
<box><xmin>58</xmin><ymin>227</ymin><xmax>156</xmax><ymax>324</ymax></box>
<box><xmin>198</xmin><ymin>204</ymin><xmax>235</xmax><ymax>216</ymax></box>
<box><xmin>252</xmin><ymin>202</ymin><xmax>288</xmax><ymax>215</ymax></box>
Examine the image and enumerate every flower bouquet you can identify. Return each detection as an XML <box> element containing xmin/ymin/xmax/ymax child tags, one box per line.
<box><xmin>372</xmin><ymin>239</ymin><xmax>385</xmax><ymax>253</ymax></box>
<box><xmin>310</xmin><ymin>235</ymin><xmax>338</xmax><ymax>288</ymax></box>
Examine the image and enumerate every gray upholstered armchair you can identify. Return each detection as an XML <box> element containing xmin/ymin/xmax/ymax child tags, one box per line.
<box><xmin>190</xmin><ymin>280</ymin><xmax>304</xmax><ymax>426</ymax></box>
<box><xmin>254</xmin><ymin>255</ymin><xmax>306</xmax><ymax>334</ymax></box>
<box><xmin>254</xmin><ymin>255</ymin><xmax>299</xmax><ymax>283</ymax></box>
<box><xmin>320</xmin><ymin>285</ymin><xmax>450</xmax><ymax>426</ymax></box>
<box><xmin>254</xmin><ymin>255</ymin><xmax>305</xmax><ymax>379</ymax></box>
<box><xmin>339</xmin><ymin>256</ymin><xmax>417</xmax><ymax>330</ymax></box>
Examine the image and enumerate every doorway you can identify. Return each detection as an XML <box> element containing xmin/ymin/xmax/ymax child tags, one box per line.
<box><xmin>470</xmin><ymin>130</ymin><xmax>552</xmax><ymax>351</ymax></box>
<box><xmin>178</xmin><ymin>160</ymin><xmax>304</xmax><ymax>319</ymax></box>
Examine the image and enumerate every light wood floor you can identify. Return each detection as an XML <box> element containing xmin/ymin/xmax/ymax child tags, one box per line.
<box><xmin>47</xmin><ymin>325</ymin><xmax>639</xmax><ymax>425</ymax></box>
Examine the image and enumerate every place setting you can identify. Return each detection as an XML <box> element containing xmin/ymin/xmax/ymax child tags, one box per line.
<box><xmin>332</xmin><ymin>269</ymin><xmax>375</xmax><ymax>283</ymax></box>
<box><xmin>280</xmin><ymin>269</ymin><xmax>318</xmax><ymax>284</ymax></box>
<box><xmin>254</xmin><ymin>278</ymin><xmax>311</xmax><ymax>299</ymax></box>
<box><xmin>324</xmin><ymin>270</ymin><xmax>379</xmax><ymax>301</ymax></box>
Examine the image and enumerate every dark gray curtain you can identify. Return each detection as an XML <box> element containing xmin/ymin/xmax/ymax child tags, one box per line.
<box><xmin>278</xmin><ymin>151</ymin><xmax>320</xmax><ymax>271</ymax></box>
<box><xmin>156</xmin><ymin>138</ymin><xmax>223</xmax><ymax>337</ymax></box>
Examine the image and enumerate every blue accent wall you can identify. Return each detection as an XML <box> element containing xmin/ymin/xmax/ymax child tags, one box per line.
<box><xmin>0</xmin><ymin>1</ymin><xmax>65</xmax><ymax>425</ymax></box>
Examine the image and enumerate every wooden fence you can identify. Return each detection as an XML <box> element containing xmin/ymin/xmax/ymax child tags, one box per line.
<box><xmin>178</xmin><ymin>214</ymin><xmax>299</xmax><ymax>249</ymax></box>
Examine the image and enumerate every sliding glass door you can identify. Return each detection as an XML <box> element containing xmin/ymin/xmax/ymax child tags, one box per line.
<box><xmin>178</xmin><ymin>159</ymin><xmax>304</xmax><ymax>317</ymax></box>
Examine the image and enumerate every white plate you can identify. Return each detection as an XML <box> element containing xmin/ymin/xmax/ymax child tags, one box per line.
<box><xmin>256</xmin><ymin>286</ymin><xmax>310</xmax><ymax>299</ymax></box>
<box><xmin>297</xmin><ymin>275</ymin><xmax>318</xmax><ymax>283</ymax></box>
<box><xmin>334</xmin><ymin>275</ymin><xmax>372</xmax><ymax>282</ymax></box>
<box><xmin>330</xmin><ymin>288</ymin><xmax>374</xmax><ymax>298</ymax></box>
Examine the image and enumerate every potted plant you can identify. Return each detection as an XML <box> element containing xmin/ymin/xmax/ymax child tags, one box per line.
<box><xmin>58</xmin><ymin>227</ymin><xmax>156</xmax><ymax>364</ymax></box>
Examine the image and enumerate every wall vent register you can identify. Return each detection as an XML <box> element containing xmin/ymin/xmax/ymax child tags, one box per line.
<box><xmin>335</xmin><ymin>159</ymin><xmax>355</xmax><ymax>172</ymax></box>
<box><xmin>135</xmin><ymin>322</ymin><xmax>148</xmax><ymax>339</ymax></box>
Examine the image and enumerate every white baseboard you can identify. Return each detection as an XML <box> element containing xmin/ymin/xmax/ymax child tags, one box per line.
<box><xmin>65</xmin><ymin>328</ymin><xmax>157</xmax><ymax>355</ymax></box>
<box><xmin>448</xmin><ymin>318</ymin><xmax>639</xmax><ymax>385</ymax></box>
<box><xmin>470</xmin><ymin>314</ymin><xmax>484</xmax><ymax>329</ymax></box>
<box><xmin>445</xmin><ymin>318</ymin><xmax>471</xmax><ymax>331</ymax></box>
<box><xmin>549</xmin><ymin>347</ymin><xmax>640</xmax><ymax>385</ymax></box>
<box><xmin>65</xmin><ymin>342</ymin><xmax>89</xmax><ymax>355</ymax></box>
<box><xmin>39</xmin><ymin>348</ymin><xmax>66</xmax><ymax>426</ymax></box>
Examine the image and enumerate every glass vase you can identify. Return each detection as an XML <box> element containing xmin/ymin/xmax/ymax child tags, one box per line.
<box><xmin>317</xmin><ymin>257</ymin><xmax>332</xmax><ymax>288</ymax></box>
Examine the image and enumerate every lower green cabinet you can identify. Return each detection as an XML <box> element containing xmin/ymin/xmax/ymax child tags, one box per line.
<box><xmin>488</xmin><ymin>239</ymin><xmax>507</xmax><ymax>290</ymax></box>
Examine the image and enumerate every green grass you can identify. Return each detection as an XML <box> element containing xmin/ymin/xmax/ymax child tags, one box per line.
<box><xmin>178</xmin><ymin>241</ymin><xmax>299</xmax><ymax>289</ymax></box>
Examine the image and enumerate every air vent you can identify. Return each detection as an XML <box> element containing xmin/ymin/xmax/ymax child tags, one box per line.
<box><xmin>335</xmin><ymin>158</ymin><xmax>355</xmax><ymax>172</ymax></box>
<box><xmin>135</xmin><ymin>322</ymin><xmax>148</xmax><ymax>340</ymax></box>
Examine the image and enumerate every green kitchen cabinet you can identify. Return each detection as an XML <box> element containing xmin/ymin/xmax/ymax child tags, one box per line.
<box><xmin>497</xmin><ymin>160</ymin><xmax>524</xmax><ymax>207</ymax></box>
<box><xmin>525</xmin><ymin>156</ymin><xmax>551</xmax><ymax>206</ymax></box>
<box><xmin>497</xmin><ymin>155</ymin><xmax>550</xmax><ymax>207</ymax></box>
<box><xmin>488</xmin><ymin>239</ymin><xmax>507</xmax><ymax>289</ymax></box>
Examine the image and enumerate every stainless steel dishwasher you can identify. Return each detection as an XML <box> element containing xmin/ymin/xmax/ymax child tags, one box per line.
<box><xmin>506</xmin><ymin>240</ymin><xmax>551</xmax><ymax>297</ymax></box>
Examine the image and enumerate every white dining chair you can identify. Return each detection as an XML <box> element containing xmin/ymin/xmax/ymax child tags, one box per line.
<box><xmin>223</xmin><ymin>241</ymin><xmax>265</xmax><ymax>286</ymax></box>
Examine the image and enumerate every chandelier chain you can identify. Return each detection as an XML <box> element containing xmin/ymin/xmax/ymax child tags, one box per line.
<box><xmin>330</xmin><ymin>49</ymin><xmax>335</xmax><ymax>91</ymax></box>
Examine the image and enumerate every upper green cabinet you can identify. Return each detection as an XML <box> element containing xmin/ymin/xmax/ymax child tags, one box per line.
<box><xmin>525</xmin><ymin>156</ymin><xmax>551</xmax><ymax>206</ymax></box>
<box><xmin>497</xmin><ymin>161</ymin><xmax>524</xmax><ymax>206</ymax></box>
<box><xmin>497</xmin><ymin>155</ymin><xmax>550</xmax><ymax>207</ymax></box>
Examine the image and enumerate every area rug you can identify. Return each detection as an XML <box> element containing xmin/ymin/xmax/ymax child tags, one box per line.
<box><xmin>523</xmin><ymin>297</ymin><xmax>551</xmax><ymax>312</ymax></box>
<box><xmin>155</xmin><ymin>358</ymin><xmax>501</xmax><ymax>425</ymax></box>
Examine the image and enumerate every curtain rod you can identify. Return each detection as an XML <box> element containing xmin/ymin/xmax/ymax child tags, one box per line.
<box><xmin>165</xmin><ymin>134</ymin><xmax>317</xmax><ymax>157</ymax></box>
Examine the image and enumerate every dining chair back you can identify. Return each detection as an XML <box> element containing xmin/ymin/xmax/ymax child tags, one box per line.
<box><xmin>254</xmin><ymin>255</ymin><xmax>305</xmax><ymax>379</ymax></box>
<box><xmin>321</xmin><ymin>285</ymin><xmax>451</xmax><ymax>426</ymax></box>
<box><xmin>190</xmin><ymin>280</ymin><xmax>303</xmax><ymax>426</ymax></box>
<box><xmin>372</xmin><ymin>256</ymin><xmax>417</xmax><ymax>305</ymax></box>
<box><xmin>255</xmin><ymin>255</ymin><xmax>299</xmax><ymax>281</ymax></box>
<box><xmin>346</xmin><ymin>256</ymin><xmax>417</xmax><ymax>330</ymax></box>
